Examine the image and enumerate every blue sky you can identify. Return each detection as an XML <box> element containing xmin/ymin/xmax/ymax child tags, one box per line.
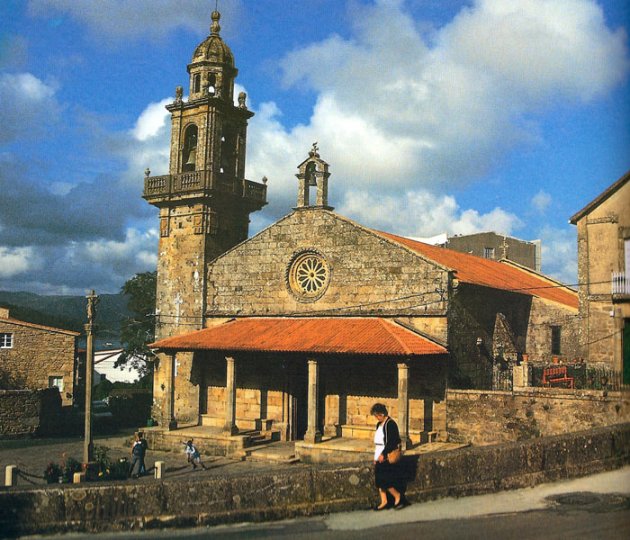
<box><xmin>0</xmin><ymin>0</ymin><xmax>628</xmax><ymax>295</ymax></box>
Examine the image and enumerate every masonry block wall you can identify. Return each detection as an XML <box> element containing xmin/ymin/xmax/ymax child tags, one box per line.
<box><xmin>0</xmin><ymin>316</ymin><xmax>77</xmax><ymax>406</ymax></box>
<box><xmin>526</xmin><ymin>297</ymin><xmax>580</xmax><ymax>362</ymax></box>
<box><xmin>0</xmin><ymin>388</ymin><xmax>62</xmax><ymax>437</ymax></box>
<box><xmin>573</xmin><ymin>177</ymin><xmax>630</xmax><ymax>369</ymax></box>
<box><xmin>448</xmin><ymin>286</ymin><xmax>531</xmax><ymax>388</ymax></box>
<box><xmin>206</xmin><ymin>209</ymin><xmax>449</xmax><ymax>319</ymax></box>
<box><xmin>446</xmin><ymin>388</ymin><xmax>630</xmax><ymax>445</ymax></box>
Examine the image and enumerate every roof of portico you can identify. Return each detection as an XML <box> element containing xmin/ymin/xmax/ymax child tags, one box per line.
<box><xmin>150</xmin><ymin>317</ymin><xmax>447</xmax><ymax>357</ymax></box>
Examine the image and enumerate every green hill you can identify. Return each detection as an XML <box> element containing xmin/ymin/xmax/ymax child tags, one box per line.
<box><xmin>0</xmin><ymin>291</ymin><xmax>130</xmax><ymax>346</ymax></box>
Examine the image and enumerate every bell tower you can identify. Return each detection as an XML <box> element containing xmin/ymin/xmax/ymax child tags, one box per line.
<box><xmin>143</xmin><ymin>10</ymin><xmax>267</xmax><ymax>339</ymax></box>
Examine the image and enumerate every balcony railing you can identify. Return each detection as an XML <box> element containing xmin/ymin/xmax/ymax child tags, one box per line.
<box><xmin>612</xmin><ymin>271</ymin><xmax>630</xmax><ymax>295</ymax></box>
<box><xmin>143</xmin><ymin>171</ymin><xmax>267</xmax><ymax>205</ymax></box>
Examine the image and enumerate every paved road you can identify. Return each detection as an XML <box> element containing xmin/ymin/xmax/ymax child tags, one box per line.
<box><xmin>0</xmin><ymin>431</ymin><xmax>303</xmax><ymax>486</ymax></box>
<box><xmin>20</xmin><ymin>466</ymin><xmax>630</xmax><ymax>539</ymax></box>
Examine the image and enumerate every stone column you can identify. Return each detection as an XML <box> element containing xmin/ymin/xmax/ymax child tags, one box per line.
<box><xmin>304</xmin><ymin>358</ymin><xmax>321</xmax><ymax>443</ymax></box>
<box><xmin>223</xmin><ymin>356</ymin><xmax>239</xmax><ymax>435</ymax></box>
<box><xmin>397</xmin><ymin>361</ymin><xmax>411</xmax><ymax>449</ymax></box>
<box><xmin>164</xmin><ymin>352</ymin><xmax>178</xmax><ymax>430</ymax></box>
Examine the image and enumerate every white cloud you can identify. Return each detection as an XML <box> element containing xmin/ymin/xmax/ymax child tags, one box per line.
<box><xmin>241</xmin><ymin>0</ymin><xmax>627</xmax><ymax>247</ymax></box>
<box><xmin>131</xmin><ymin>98</ymin><xmax>172</xmax><ymax>142</ymax></box>
<box><xmin>0</xmin><ymin>246</ymin><xmax>41</xmax><ymax>278</ymax></box>
<box><xmin>539</xmin><ymin>226</ymin><xmax>578</xmax><ymax>284</ymax></box>
<box><xmin>338</xmin><ymin>190</ymin><xmax>522</xmax><ymax>238</ymax></box>
<box><xmin>0</xmin><ymin>73</ymin><xmax>61</xmax><ymax>143</ymax></box>
<box><xmin>532</xmin><ymin>190</ymin><xmax>552</xmax><ymax>212</ymax></box>
<box><xmin>273</xmin><ymin>0</ymin><xmax>628</xmax><ymax>193</ymax></box>
<box><xmin>81</xmin><ymin>228</ymin><xmax>158</xmax><ymax>269</ymax></box>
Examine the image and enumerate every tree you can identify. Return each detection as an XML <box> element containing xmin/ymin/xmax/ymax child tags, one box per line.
<box><xmin>116</xmin><ymin>271</ymin><xmax>157</xmax><ymax>375</ymax></box>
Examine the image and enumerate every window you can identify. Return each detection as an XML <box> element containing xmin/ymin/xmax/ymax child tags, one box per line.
<box><xmin>0</xmin><ymin>333</ymin><xmax>13</xmax><ymax>348</ymax></box>
<box><xmin>288</xmin><ymin>251</ymin><xmax>330</xmax><ymax>301</ymax></box>
<box><xmin>193</xmin><ymin>73</ymin><xmax>201</xmax><ymax>93</ymax></box>
<box><xmin>484</xmin><ymin>247</ymin><xmax>495</xmax><ymax>259</ymax></box>
<box><xmin>551</xmin><ymin>326</ymin><xmax>562</xmax><ymax>355</ymax></box>
<box><xmin>49</xmin><ymin>376</ymin><xmax>64</xmax><ymax>393</ymax></box>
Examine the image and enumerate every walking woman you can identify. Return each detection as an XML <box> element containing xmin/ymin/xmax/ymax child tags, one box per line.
<box><xmin>371</xmin><ymin>402</ymin><xmax>408</xmax><ymax>510</ymax></box>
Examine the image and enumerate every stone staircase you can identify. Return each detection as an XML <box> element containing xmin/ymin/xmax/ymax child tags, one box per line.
<box><xmin>243</xmin><ymin>440</ymin><xmax>300</xmax><ymax>463</ymax></box>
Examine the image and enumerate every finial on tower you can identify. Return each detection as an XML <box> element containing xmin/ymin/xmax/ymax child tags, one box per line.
<box><xmin>309</xmin><ymin>142</ymin><xmax>320</xmax><ymax>158</ymax></box>
<box><xmin>211</xmin><ymin>10</ymin><xmax>221</xmax><ymax>35</ymax></box>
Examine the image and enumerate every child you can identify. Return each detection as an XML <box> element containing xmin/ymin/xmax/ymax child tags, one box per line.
<box><xmin>184</xmin><ymin>439</ymin><xmax>207</xmax><ymax>470</ymax></box>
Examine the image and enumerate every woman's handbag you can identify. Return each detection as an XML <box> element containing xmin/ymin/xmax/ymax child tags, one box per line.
<box><xmin>388</xmin><ymin>445</ymin><xmax>402</xmax><ymax>464</ymax></box>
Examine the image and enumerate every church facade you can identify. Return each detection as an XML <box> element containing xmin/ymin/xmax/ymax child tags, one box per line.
<box><xmin>145</xmin><ymin>11</ymin><xmax>579</xmax><ymax>449</ymax></box>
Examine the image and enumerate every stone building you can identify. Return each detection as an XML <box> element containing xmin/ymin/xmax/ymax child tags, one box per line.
<box><xmin>144</xmin><ymin>11</ymin><xmax>579</xmax><ymax>454</ymax></box>
<box><xmin>570</xmin><ymin>170</ymin><xmax>630</xmax><ymax>384</ymax></box>
<box><xmin>0</xmin><ymin>307</ymin><xmax>79</xmax><ymax>406</ymax></box>
<box><xmin>445</xmin><ymin>232</ymin><xmax>541</xmax><ymax>272</ymax></box>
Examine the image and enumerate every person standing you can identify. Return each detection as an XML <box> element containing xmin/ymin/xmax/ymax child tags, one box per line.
<box><xmin>371</xmin><ymin>403</ymin><xmax>408</xmax><ymax>510</ymax></box>
<box><xmin>129</xmin><ymin>432</ymin><xmax>147</xmax><ymax>479</ymax></box>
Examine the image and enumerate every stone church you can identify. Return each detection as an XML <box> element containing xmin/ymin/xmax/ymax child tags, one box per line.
<box><xmin>144</xmin><ymin>11</ymin><xmax>579</xmax><ymax>454</ymax></box>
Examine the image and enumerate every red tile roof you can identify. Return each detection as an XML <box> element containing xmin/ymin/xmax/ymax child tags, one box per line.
<box><xmin>151</xmin><ymin>317</ymin><xmax>447</xmax><ymax>357</ymax></box>
<box><xmin>375</xmin><ymin>230</ymin><xmax>578</xmax><ymax>309</ymax></box>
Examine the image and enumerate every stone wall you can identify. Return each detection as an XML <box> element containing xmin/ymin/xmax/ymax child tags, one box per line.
<box><xmin>1</xmin><ymin>424</ymin><xmax>628</xmax><ymax>536</ymax></box>
<box><xmin>0</xmin><ymin>317</ymin><xmax>77</xmax><ymax>406</ymax></box>
<box><xmin>446</xmin><ymin>388</ymin><xmax>630</xmax><ymax>445</ymax></box>
<box><xmin>448</xmin><ymin>285</ymin><xmax>532</xmax><ymax>388</ymax></box>
<box><xmin>525</xmin><ymin>297</ymin><xmax>580</xmax><ymax>363</ymax></box>
<box><xmin>0</xmin><ymin>389</ymin><xmax>62</xmax><ymax>438</ymax></box>
<box><xmin>206</xmin><ymin>209</ymin><xmax>449</xmax><ymax>318</ymax></box>
<box><xmin>573</xmin><ymin>177</ymin><xmax>629</xmax><ymax>369</ymax></box>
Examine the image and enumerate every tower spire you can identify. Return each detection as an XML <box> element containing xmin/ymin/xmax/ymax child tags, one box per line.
<box><xmin>211</xmin><ymin>9</ymin><xmax>221</xmax><ymax>35</ymax></box>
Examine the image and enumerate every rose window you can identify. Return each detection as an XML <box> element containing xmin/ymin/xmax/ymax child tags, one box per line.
<box><xmin>288</xmin><ymin>252</ymin><xmax>330</xmax><ymax>299</ymax></box>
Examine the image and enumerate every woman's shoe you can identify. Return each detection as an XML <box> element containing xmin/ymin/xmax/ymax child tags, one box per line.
<box><xmin>393</xmin><ymin>498</ymin><xmax>410</xmax><ymax>510</ymax></box>
<box><xmin>373</xmin><ymin>503</ymin><xmax>391</xmax><ymax>511</ymax></box>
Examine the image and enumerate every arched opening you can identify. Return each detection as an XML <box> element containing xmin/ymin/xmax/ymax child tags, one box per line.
<box><xmin>208</xmin><ymin>73</ymin><xmax>216</xmax><ymax>96</ymax></box>
<box><xmin>220</xmin><ymin>125</ymin><xmax>236</xmax><ymax>179</ymax></box>
<box><xmin>193</xmin><ymin>73</ymin><xmax>201</xmax><ymax>94</ymax></box>
<box><xmin>182</xmin><ymin>124</ymin><xmax>198</xmax><ymax>172</ymax></box>
<box><xmin>303</xmin><ymin>162</ymin><xmax>317</xmax><ymax>205</ymax></box>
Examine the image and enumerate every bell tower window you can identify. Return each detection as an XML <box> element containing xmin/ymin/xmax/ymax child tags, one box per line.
<box><xmin>208</xmin><ymin>73</ymin><xmax>216</xmax><ymax>96</ymax></box>
<box><xmin>220</xmin><ymin>125</ymin><xmax>236</xmax><ymax>178</ymax></box>
<box><xmin>193</xmin><ymin>73</ymin><xmax>201</xmax><ymax>93</ymax></box>
<box><xmin>182</xmin><ymin>124</ymin><xmax>198</xmax><ymax>172</ymax></box>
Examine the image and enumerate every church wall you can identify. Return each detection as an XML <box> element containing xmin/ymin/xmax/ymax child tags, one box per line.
<box><xmin>206</xmin><ymin>209</ymin><xmax>450</xmax><ymax>319</ymax></box>
<box><xmin>525</xmin><ymin>297</ymin><xmax>580</xmax><ymax>363</ymax></box>
<box><xmin>448</xmin><ymin>285</ymin><xmax>532</xmax><ymax>389</ymax></box>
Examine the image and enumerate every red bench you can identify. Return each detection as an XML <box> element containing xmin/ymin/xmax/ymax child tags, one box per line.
<box><xmin>542</xmin><ymin>366</ymin><xmax>574</xmax><ymax>388</ymax></box>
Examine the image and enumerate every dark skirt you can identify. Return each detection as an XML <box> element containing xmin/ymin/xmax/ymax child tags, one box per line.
<box><xmin>374</xmin><ymin>460</ymin><xmax>401</xmax><ymax>490</ymax></box>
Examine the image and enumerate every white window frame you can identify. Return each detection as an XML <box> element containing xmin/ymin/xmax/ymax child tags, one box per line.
<box><xmin>0</xmin><ymin>333</ymin><xmax>13</xmax><ymax>348</ymax></box>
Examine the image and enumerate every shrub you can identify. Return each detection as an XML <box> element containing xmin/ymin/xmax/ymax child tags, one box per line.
<box><xmin>44</xmin><ymin>462</ymin><xmax>62</xmax><ymax>484</ymax></box>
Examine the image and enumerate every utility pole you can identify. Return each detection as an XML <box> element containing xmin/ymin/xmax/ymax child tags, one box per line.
<box><xmin>83</xmin><ymin>289</ymin><xmax>99</xmax><ymax>465</ymax></box>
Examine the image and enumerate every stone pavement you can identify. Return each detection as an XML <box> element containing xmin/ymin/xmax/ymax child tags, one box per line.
<box><xmin>0</xmin><ymin>430</ymin><xmax>306</xmax><ymax>488</ymax></box>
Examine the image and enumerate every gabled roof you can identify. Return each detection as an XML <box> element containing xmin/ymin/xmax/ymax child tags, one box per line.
<box><xmin>569</xmin><ymin>170</ymin><xmax>630</xmax><ymax>224</ymax></box>
<box><xmin>374</xmin><ymin>230</ymin><xmax>578</xmax><ymax>309</ymax></box>
<box><xmin>0</xmin><ymin>315</ymin><xmax>80</xmax><ymax>336</ymax></box>
<box><xmin>151</xmin><ymin>317</ymin><xmax>447</xmax><ymax>357</ymax></box>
